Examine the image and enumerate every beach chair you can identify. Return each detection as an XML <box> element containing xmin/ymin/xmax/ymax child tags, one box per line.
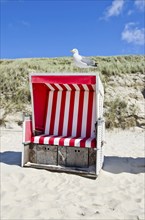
<box><xmin>22</xmin><ymin>73</ymin><xmax>105</xmax><ymax>177</ymax></box>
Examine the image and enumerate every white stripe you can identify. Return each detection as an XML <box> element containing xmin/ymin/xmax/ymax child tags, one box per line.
<box><xmin>53</xmin><ymin>136</ymin><xmax>63</xmax><ymax>145</ymax></box>
<box><xmin>82</xmin><ymin>84</ymin><xmax>96</xmax><ymax>91</ymax></box>
<box><xmin>34</xmin><ymin>136</ymin><xmax>41</xmax><ymax>144</ymax></box>
<box><xmin>71</xmin><ymin>91</ymin><xmax>79</xmax><ymax>136</ymax></box>
<box><xmin>53</xmin><ymin>91</ymin><xmax>62</xmax><ymax>135</ymax></box>
<box><xmin>54</xmin><ymin>84</ymin><xmax>63</xmax><ymax>90</ymax></box>
<box><xmin>81</xmin><ymin>91</ymin><xmax>89</xmax><ymax>137</ymax></box>
<box><xmin>62</xmin><ymin>91</ymin><xmax>71</xmax><ymax>136</ymax></box>
<box><xmin>82</xmin><ymin>84</ymin><xmax>89</xmax><ymax>91</ymax></box>
<box><xmin>73</xmin><ymin>84</ymin><xmax>80</xmax><ymax>90</ymax></box>
<box><xmin>85</xmin><ymin>137</ymin><xmax>94</xmax><ymax>148</ymax></box>
<box><xmin>45</xmin><ymin>91</ymin><xmax>54</xmax><ymax>134</ymax></box>
<box><xmin>92</xmin><ymin>85</ymin><xmax>95</xmax><ymax>91</ymax></box>
<box><xmin>43</xmin><ymin>135</ymin><xmax>53</xmax><ymax>144</ymax></box>
<box><xmin>64</xmin><ymin>84</ymin><xmax>71</xmax><ymax>90</ymax></box>
<box><xmin>64</xmin><ymin>137</ymin><xmax>72</xmax><ymax>146</ymax></box>
<box><xmin>74</xmin><ymin>137</ymin><xmax>82</xmax><ymax>147</ymax></box>
<box><xmin>91</xmin><ymin>92</ymin><xmax>96</xmax><ymax>138</ymax></box>
<box><xmin>46</xmin><ymin>84</ymin><xmax>55</xmax><ymax>90</ymax></box>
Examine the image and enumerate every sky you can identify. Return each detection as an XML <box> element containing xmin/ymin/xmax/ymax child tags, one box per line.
<box><xmin>0</xmin><ymin>0</ymin><xmax>145</xmax><ymax>58</ymax></box>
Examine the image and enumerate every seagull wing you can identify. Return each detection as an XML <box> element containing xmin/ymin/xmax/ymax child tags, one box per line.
<box><xmin>81</xmin><ymin>56</ymin><xmax>97</xmax><ymax>66</ymax></box>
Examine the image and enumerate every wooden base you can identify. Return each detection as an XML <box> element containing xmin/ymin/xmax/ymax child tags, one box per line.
<box><xmin>24</xmin><ymin>162</ymin><xmax>97</xmax><ymax>178</ymax></box>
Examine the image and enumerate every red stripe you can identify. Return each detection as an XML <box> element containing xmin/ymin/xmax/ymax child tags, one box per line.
<box><xmin>91</xmin><ymin>138</ymin><xmax>96</xmax><ymax>148</ymax></box>
<box><xmin>50</xmin><ymin>84</ymin><xmax>58</xmax><ymax>90</ymax></box>
<box><xmin>39</xmin><ymin>137</ymin><xmax>44</xmax><ymax>144</ymax></box>
<box><xmin>48</xmin><ymin>136</ymin><xmax>57</xmax><ymax>145</ymax></box>
<box><xmin>59</xmin><ymin>84</ymin><xmax>67</xmax><ymax>90</ymax></box>
<box><xmin>58</xmin><ymin>91</ymin><xmax>66</xmax><ymax>135</ymax></box>
<box><xmin>49</xmin><ymin>91</ymin><xmax>58</xmax><ymax>135</ymax></box>
<box><xmin>39</xmin><ymin>135</ymin><xmax>49</xmax><ymax>144</ymax></box>
<box><xmin>87</xmin><ymin>84</ymin><xmax>94</xmax><ymax>91</ymax></box>
<box><xmin>46</xmin><ymin>86</ymin><xmax>51</xmax><ymax>91</ymax></box>
<box><xmin>31</xmin><ymin>75</ymin><xmax>96</xmax><ymax>84</ymax></box>
<box><xmin>69</xmin><ymin>84</ymin><xmax>75</xmax><ymax>90</ymax></box>
<box><xmin>80</xmin><ymin>137</ymin><xmax>89</xmax><ymax>148</ymax></box>
<box><xmin>78</xmin><ymin>84</ymin><xmax>84</xmax><ymax>90</ymax></box>
<box><xmin>76</xmin><ymin>91</ymin><xmax>84</xmax><ymax>137</ymax></box>
<box><xmin>67</xmin><ymin>90</ymin><xmax>75</xmax><ymax>136</ymax></box>
<box><xmin>59</xmin><ymin>136</ymin><xmax>68</xmax><ymax>146</ymax></box>
<box><xmin>86</xmin><ymin>91</ymin><xmax>94</xmax><ymax>137</ymax></box>
<box><xmin>59</xmin><ymin>137</ymin><xmax>64</xmax><ymax>146</ymax></box>
<box><xmin>69</xmin><ymin>136</ymin><xmax>78</xmax><ymax>147</ymax></box>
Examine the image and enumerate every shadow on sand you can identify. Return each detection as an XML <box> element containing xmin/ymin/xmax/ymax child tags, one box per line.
<box><xmin>103</xmin><ymin>156</ymin><xmax>145</xmax><ymax>174</ymax></box>
<box><xmin>0</xmin><ymin>152</ymin><xmax>145</xmax><ymax>174</ymax></box>
<box><xmin>0</xmin><ymin>151</ymin><xmax>21</xmax><ymax>166</ymax></box>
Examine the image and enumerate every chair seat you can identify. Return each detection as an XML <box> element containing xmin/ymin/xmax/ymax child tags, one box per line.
<box><xmin>31</xmin><ymin>135</ymin><xmax>96</xmax><ymax>148</ymax></box>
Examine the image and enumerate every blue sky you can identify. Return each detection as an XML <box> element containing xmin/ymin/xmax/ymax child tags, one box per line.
<box><xmin>1</xmin><ymin>0</ymin><xmax>145</xmax><ymax>58</ymax></box>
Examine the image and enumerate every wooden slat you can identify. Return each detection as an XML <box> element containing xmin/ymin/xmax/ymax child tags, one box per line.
<box><xmin>24</xmin><ymin>162</ymin><xmax>97</xmax><ymax>178</ymax></box>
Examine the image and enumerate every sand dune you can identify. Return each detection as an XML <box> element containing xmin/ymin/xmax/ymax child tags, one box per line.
<box><xmin>0</xmin><ymin>126</ymin><xmax>144</xmax><ymax>220</ymax></box>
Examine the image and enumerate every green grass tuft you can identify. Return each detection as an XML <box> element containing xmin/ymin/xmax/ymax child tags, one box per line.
<box><xmin>0</xmin><ymin>55</ymin><xmax>144</xmax><ymax>129</ymax></box>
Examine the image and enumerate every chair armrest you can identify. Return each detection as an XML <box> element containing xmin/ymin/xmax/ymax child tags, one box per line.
<box><xmin>22</xmin><ymin>116</ymin><xmax>33</xmax><ymax>144</ymax></box>
<box><xmin>95</xmin><ymin>117</ymin><xmax>105</xmax><ymax>148</ymax></box>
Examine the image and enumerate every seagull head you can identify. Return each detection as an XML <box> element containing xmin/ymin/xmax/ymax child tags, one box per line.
<box><xmin>70</xmin><ymin>48</ymin><xmax>79</xmax><ymax>55</ymax></box>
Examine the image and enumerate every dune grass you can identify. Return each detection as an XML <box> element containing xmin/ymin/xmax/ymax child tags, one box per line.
<box><xmin>0</xmin><ymin>55</ymin><xmax>144</xmax><ymax>128</ymax></box>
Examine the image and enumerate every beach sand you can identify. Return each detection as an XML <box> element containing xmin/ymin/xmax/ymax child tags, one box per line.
<box><xmin>0</xmin><ymin>126</ymin><xmax>145</xmax><ymax>220</ymax></box>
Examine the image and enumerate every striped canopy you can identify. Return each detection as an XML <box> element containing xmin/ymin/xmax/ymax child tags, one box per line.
<box><xmin>31</xmin><ymin>74</ymin><xmax>97</xmax><ymax>148</ymax></box>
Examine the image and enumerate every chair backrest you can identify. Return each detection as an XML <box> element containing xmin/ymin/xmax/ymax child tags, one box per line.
<box><xmin>44</xmin><ymin>84</ymin><xmax>96</xmax><ymax>138</ymax></box>
<box><xmin>31</xmin><ymin>74</ymin><xmax>97</xmax><ymax>138</ymax></box>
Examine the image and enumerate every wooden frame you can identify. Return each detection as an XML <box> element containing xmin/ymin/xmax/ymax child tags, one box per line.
<box><xmin>22</xmin><ymin>73</ymin><xmax>105</xmax><ymax>177</ymax></box>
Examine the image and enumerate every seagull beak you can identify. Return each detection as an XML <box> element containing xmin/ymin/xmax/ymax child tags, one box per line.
<box><xmin>70</xmin><ymin>50</ymin><xmax>73</xmax><ymax>53</ymax></box>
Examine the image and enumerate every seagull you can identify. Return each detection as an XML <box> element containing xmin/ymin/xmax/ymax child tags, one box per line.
<box><xmin>70</xmin><ymin>48</ymin><xmax>97</xmax><ymax>69</ymax></box>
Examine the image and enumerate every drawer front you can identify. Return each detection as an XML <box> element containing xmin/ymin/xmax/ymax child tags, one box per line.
<box><xmin>30</xmin><ymin>145</ymin><xmax>58</xmax><ymax>165</ymax></box>
<box><xmin>29</xmin><ymin>145</ymin><xmax>95</xmax><ymax>168</ymax></box>
<box><xmin>66</xmin><ymin>147</ymin><xmax>89</xmax><ymax>168</ymax></box>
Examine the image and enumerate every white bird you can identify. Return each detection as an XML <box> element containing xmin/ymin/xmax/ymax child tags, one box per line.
<box><xmin>70</xmin><ymin>48</ymin><xmax>97</xmax><ymax>69</ymax></box>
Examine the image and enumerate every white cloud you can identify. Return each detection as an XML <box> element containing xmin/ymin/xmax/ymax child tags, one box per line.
<box><xmin>104</xmin><ymin>0</ymin><xmax>125</xmax><ymax>18</ymax></box>
<box><xmin>134</xmin><ymin>0</ymin><xmax>145</xmax><ymax>11</ymax></box>
<box><xmin>122</xmin><ymin>23</ymin><xmax>145</xmax><ymax>45</ymax></box>
<box><xmin>127</xmin><ymin>10</ymin><xmax>134</xmax><ymax>16</ymax></box>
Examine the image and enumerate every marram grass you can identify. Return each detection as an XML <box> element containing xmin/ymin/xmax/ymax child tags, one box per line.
<box><xmin>0</xmin><ymin>55</ymin><xmax>144</xmax><ymax>128</ymax></box>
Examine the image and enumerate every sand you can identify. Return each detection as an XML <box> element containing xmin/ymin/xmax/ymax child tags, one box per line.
<box><xmin>0</xmin><ymin>126</ymin><xmax>145</xmax><ymax>220</ymax></box>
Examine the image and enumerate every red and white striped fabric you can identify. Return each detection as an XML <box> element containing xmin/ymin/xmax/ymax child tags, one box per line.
<box><xmin>31</xmin><ymin>76</ymin><xmax>97</xmax><ymax>148</ymax></box>
<box><xmin>32</xmin><ymin>135</ymin><xmax>96</xmax><ymax>148</ymax></box>
<box><xmin>44</xmin><ymin>87</ymin><xmax>96</xmax><ymax>137</ymax></box>
<box><xmin>46</xmin><ymin>83</ymin><xmax>95</xmax><ymax>91</ymax></box>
